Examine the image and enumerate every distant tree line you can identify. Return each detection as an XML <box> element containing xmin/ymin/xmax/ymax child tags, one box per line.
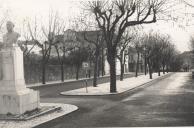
<box><xmin>139</xmin><ymin>33</ymin><xmax>183</xmax><ymax>79</ymax></box>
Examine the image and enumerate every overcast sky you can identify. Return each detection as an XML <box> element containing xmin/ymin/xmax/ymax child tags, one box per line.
<box><xmin>0</xmin><ymin>0</ymin><xmax>193</xmax><ymax>52</ymax></box>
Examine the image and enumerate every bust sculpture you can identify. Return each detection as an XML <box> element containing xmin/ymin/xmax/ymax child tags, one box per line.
<box><xmin>3</xmin><ymin>21</ymin><xmax>20</xmax><ymax>48</ymax></box>
<box><xmin>0</xmin><ymin>21</ymin><xmax>21</xmax><ymax>79</ymax></box>
<box><xmin>0</xmin><ymin>21</ymin><xmax>39</xmax><ymax>115</ymax></box>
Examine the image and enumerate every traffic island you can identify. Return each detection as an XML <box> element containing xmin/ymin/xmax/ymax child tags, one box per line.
<box><xmin>0</xmin><ymin>103</ymin><xmax>78</xmax><ymax>128</ymax></box>
<box><xmin>61</xmin><ymin>73</ymin><xmax>172</xmax><ymax>96</ymax></box>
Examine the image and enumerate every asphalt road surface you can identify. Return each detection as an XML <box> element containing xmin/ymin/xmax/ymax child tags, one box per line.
<box><xmin>35</xmin><ymin>72</ymin><xmax>194</xmax><ymax>127</ymax></box>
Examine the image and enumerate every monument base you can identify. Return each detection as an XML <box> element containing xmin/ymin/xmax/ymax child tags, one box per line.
<box><xmin>0</xmin><ymin>89</ymin><xmax>39</xmax><ymax>115</ymax></box>
<box><xmin>0</xmin><ymin>46</ymin><xmax>40</xmax><ymax>115</ymax></box>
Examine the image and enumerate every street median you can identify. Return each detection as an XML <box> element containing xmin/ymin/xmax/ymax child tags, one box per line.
<box><xmin>60</xmin><ymin>72</ymin><xmax>173</xmax><ymax>96</ymax></box>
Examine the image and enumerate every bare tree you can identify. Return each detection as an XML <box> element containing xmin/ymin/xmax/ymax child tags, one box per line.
<box><xmin>67</xmin><ymin>46</ymin><xmax>89</xmax><ymax>80</ymax></box>
<box><xmin>85</xmin><ymin>0</ymin><xmax>166</xmax><ymax>92</ymax></box>
<box><xmin>83</xmin><ymin>31</ymin><xmax>104</xmax><ymax>86</ymax></box>
<box><xmin>162</xmin><ymin>42</ymin><xmax>176</xmax><ymax>73</ymax></box>
<box><xmin>131</xmin><ymin>30</ymin><xmax>144</xmax><ymax>77</ymax></box>
<box><xmin>117</xmin><ymin>31</ymin><xmax>132</xmax><ymax>81</ymax></box>
<box><xmin>142</xmin><ymin>33</ymin><xmax>164</xmax><ymax>79</ymax></box>
<box><xmin>141</xmin><ymin>32</ymin><xmax>176</xmax><ymax>78</ymax></box>
<box><xmin>27</xmin><ymin>11</ymin><xmax>60</xmax><ymax>84</ymax></box>
<box><xmin>40</xmin><ymin>11</ymin><xmax>65</xmax><ymax>84</ymax></box>
<box><xmin>142</xmin><ymin>34</ymin><xmax>155</xmax><ymax>79</ymax></box>
<box><xmin>19</xmin><ymin>19</ymin><xmax>38</xmax><ymax>57</ymax></box>
<box><xmin>28</xmin><ymin>24</ymin><xmax>51</xmax><ymax>84</ymax></box>
<box><xmin>51</xmin><ymin>18</ymin><xmax>73</xmax><ymax>82</ymax></box>
<box><xmin>152</xmin><ymin>35</ymin><xmax>165</xmax><ymax>76</ymax></box>
<box><xmin>74</xmin><ymin>15</ymin><xmax>105</xmax><ymax>86</ymax></box>
<box><xmin>26</xmin><ymin>17</ymin><xmax>51</xmax><ymax>84</ymax></box>
<box><xmin>134</xmin><ymin>42</ymin><xmax>143</xmax><ymax>77</ymax></box>
<box><xmin>145</xmin><ymin>34</ymin><xmax>169</xmax><ymax>76</ymax></box>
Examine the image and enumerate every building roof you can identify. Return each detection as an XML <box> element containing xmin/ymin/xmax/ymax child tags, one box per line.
<box><xmin>50</xmin><ymin>30</ymin><xmax>105</xmax><ymax>56</ymax></box>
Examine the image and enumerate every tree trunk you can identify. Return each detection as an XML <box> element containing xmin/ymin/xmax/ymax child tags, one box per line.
<box><xmin>97</xmin><ymin>64</ymin><xmax>100</xmax><ymax>77</ymax></box>
<box><xmin>108</xmin><ymin>51</ymin><xmax>117</xmax><ymax>93</ymax></box>
<box><xmin>136</xmin><ymin>52</ymin><xmax>140</xmax><ymax>77</ymax></box>
<box><xmin>162</xmin><ymin>64</ymin><xmax>165</xmax><ymax>74</ymax></box>
<box><xmin>42</xmin><ymin>62</ymin><xmax>46</xmax><ymax>84</ymax></box>
<box><xmin>61</xmin><ymin>62</ymin><xmax>64</xmax><ymax>82</ymax></box>
<box><xmin>149</xmin><ymin>68</ymin><xmax>153</xmax><ymax>79</ymax></box>
<box><xmin>148</xmin><ymin>59</ymin><xmax>152</xmax><ymax>79</ymax></box>
<box><xmin>101</xmin><ymin>49</ymin><xmax>105</xmax><ymax>76</ymax></box>
<box><xmin>158</xmin><ymin>70</ymin><xmax>160</xmax><ymax>76</ymax></box>
<box><xmin>56</xmin><ymin>46</ymin><xmax>64</xmax><ymax>82</ymax></box>
<box><xmin>119</xmin><ymin>52</ymin><xmax>124</xmax><ymax>81</ymax></box>
<box><xmin>120</xmin><ymin>63</ymin><xmax>124</xmax><ymax>81</ymax></box>
<box><xmin>93</xmin><ymin>50</ymin><xmax>99</xmax><ymax>87</ymax></box>
<box><xmin>93</xmin><ymin>61</ymin><xmax>98</xmax><ymax>87</ymax></box>
<box><xmin>89</xmin><ymin>57</ymin><xmax>92</xmax><ymax>78</ymax></box>
<box><xmin>166</xmin><ymin>65</ymin><xmax>169</xmax><ymax>73</ymax></box>
<box><xmin>76</xmin><ymin>65</ymin><xmax>80</xmax><ymax>80</ymax></box>
<box><xmin>144</xmin><ymin>56</ymin><xmax>147</xmax><ymax>75</ymax></box>
<box><xmin>109</xmin><ymin>59</ymin><xmax>117</xmax><ymax>92</ymax></box>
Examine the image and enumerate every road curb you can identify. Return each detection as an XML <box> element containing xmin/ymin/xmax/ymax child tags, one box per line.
<box><xmin>32</xmin><ymin>104</ymin><xmax>79</xmax><ymax>128</ymax></box>
<box><xmin>0</xmin><ymin>103</ymin><xmax>79</xmax><ymax>128</ymax></box>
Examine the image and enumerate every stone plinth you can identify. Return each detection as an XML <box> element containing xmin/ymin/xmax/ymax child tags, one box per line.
<box><xmin>0</xmin><ymin>46</ymin><xmax>39</xmax><ymax>115</ymax></box>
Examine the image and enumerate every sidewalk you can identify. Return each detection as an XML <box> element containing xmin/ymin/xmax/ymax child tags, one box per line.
<box><xmin>27</xmin><ymin>72</ymin><xmax>136</xmax><ymax>88</ymax></box>
<box><xmin>0</xmin><ymin>103</ymin><xmax>78</xmax><ymax>128</ymax></box>
<box><xmin>60</xmin><ymin>73</ymin><xmax>172</xmax><ymax>96</ymax></box>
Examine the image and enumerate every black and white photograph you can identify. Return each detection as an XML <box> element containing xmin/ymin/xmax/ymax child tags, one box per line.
<box><xmin>0</xmin><ymin>0</ymin><xmax>193</xmax><ymax>127</ymax></box>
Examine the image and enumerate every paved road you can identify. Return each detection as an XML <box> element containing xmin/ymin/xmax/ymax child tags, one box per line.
<box><xmin>35</xmin><ymin>72</ymin><xmax>194</xmax><ymax>127</ymax></box>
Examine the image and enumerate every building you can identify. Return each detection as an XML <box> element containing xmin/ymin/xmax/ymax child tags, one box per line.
<box><xmin>180</xmin><ymin>51</ymin><xmax>193</xmax><ymax>71</ymax></box>
<box><xmin>127</xmin><ymin>47</ymin><xmax>144</xmax><ymax>73</ymax></box>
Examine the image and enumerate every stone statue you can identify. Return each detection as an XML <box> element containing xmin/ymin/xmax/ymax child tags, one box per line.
<box><xmin>0</xmin><ymin>21</ymin><xmax>39</xmax><ymax>115</ymax></box>
<box><xmin>3</xmin><ymin>21</ymin><xmax>20</xmax><ymax>48</ymax></box>
<box><xmin>0</xmin><ymin>21</ymin><xmax>20</xmax><ymax>79</ymax></box>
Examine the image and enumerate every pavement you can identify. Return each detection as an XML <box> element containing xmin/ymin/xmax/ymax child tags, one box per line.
<box><xmin>61</xmin><ymin>72</ymin><xmax>170</xmax><ymax>96</ymax></box>
<box><xmin>0</xmin><ymin>103</ymin><xmax>78</xmax><ymax>128</ymax></box>
<box><xmin>34</xmin><ymin>72</ymin><xmax>194</xmax><ymax>127</ymax></box>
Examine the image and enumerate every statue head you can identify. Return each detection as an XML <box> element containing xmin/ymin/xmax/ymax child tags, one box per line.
<box><xmin>6</xmin><ymin>21</ymin><xmax>14</xmax><ymax>33</ymax></box>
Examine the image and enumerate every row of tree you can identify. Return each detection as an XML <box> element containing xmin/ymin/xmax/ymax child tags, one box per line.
<box><xmin>139</xmin><ymin>33</ymin><xmax>182</xmax><ymax>78</ymax></box>
<box><xmin>84</xmin><ymin>0</ymin><xmax>168</xmax><ymax>92</ymax></box>
<box><xmin>23</xmin><ymin>30</ymin><xmax>184</xmax><ymax>85</ymax></box>
<box><xmin>19</xmin><ymin>0</ymin><xmax>185</xmax><ymax>93</ymax></box>
<box><xmin>83</xmin><ymin>0</ymin><xmax>190</xmax><ymax>93</ymax></box>
<box><xmin>22</xmin><ymin>20</ymin><xmax>106</xmax><ymax>84</ymax></box>
<box><xmin>114</xmin><ymin>31</ymin><xmax>183</xmax><ymax>82</ymax></box>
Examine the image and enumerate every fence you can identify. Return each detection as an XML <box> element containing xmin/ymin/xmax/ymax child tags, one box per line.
<box><xmin>24</xmin><ymin>64</ymin><xmax>95</xmax><ymax>84</ymax></box>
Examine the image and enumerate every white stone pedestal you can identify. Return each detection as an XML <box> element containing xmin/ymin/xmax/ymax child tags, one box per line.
<box><xmin>0</xmin><ymin>46</ymin><xmax>39</xmax><ymax>115</ymax></box>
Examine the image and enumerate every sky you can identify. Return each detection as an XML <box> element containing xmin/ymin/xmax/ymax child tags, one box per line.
<box><xmin>0</xmin><ymin>0</ymin><xmax>193</xmax><ymax>53</ymax></box>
